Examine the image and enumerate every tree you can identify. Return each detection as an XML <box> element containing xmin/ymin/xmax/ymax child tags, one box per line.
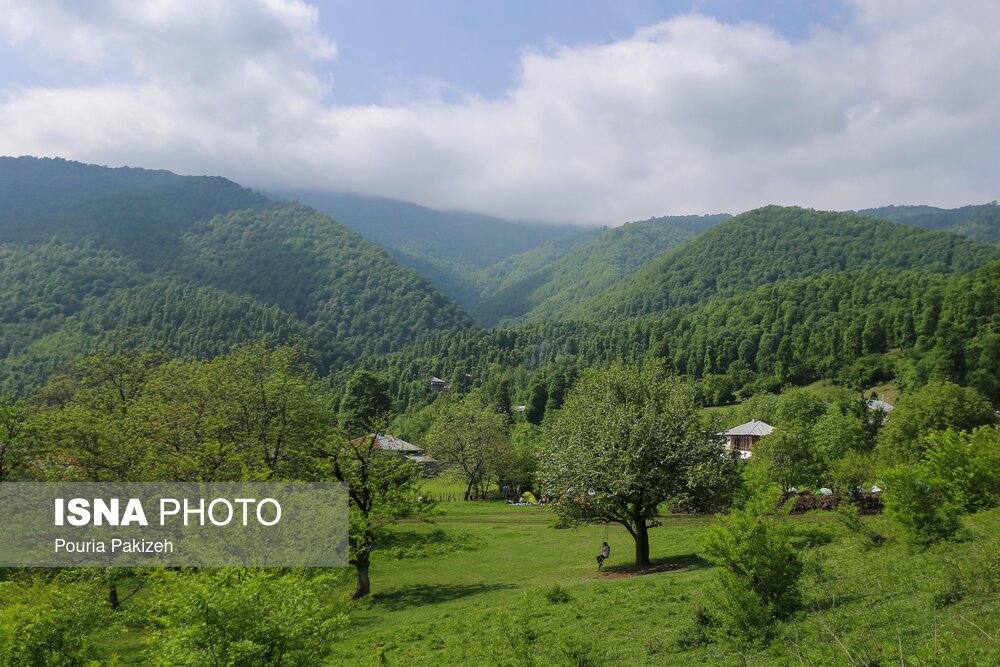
<box><xmin>828</xmin><ymin>450</ymin><xmax>875</xmax><ymax>502</ymax></box>
<box><xmin>701</xmin><ymin>492</ymin><xmax>802</xmax><ymax>644</ymax></box>
<box><xmin>745</xmin><ymin>427</ymin><xmax>822</xmax><ymax>493</ymax></box>
<box><xmin>145</xmin><ymin>569</ymin><xmax>346</xmax><ymax>665</ymax></box>
<box><xmin>876</xmin><ymin>382</ymin><xmax>996</xmax><ymax>465</ymax></box>
<box><xmin>0</xmin><ymin>396</ymin><xmax>30</xmax><ymax>483</ymax></box>
<box><xmin>338</xmin><ymin>370</ymin><xmax>392</xmax><ymax>438</ymax></box>
<box><xmin>425</xmin><ymin>398</ymin><xmax>510</xmax><ymax>501</ymax></box>
<box><xmin>524</xmin><ymin>380</ymin><xmax>548</xmax><ymax>426</ymax></box>
<box><xmin>501</xmin><ymin>422</ymin><xmax>541</xmax><ymax>494</ymax></box>
<box><xmin>880</xmin><ymin>463</ymin><xmax>962</xmax><ymax>544</ymax></box>
<box><xmin>810</xmin><ymin>408</ymin><xmax>868</xmax><ymax>464</ymax></box>
<box><xmin>311</xmin><ymin>370</ymin><xmax>421</xmax><ymax>599</ymax></box>
<box><xmin>540</xmin><ymin>364</ymin><xmax>737</xmax><ymax>567</ymax></box>
<box><xmin>922</xmin><ymin>426</ymin><xmax>1000</xmax><ymax>512</ymax></box>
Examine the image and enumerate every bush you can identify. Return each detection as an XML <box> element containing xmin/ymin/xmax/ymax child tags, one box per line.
<box><xmin>700</xmin><ymin>493</ymin><xmax>803</xmax><ymax>644</ymax></box>
<box><xmin>834</xmin><ymin>504</ymin><xmax>888</xmax><ymax>549</ymax></box>
<box><xmin>0</xmin><ymin>577</ymin><xmax>121</xmax><ymax>667</ymax></box>
<box><xmin>542</xmin><ymin>584</ymin><xmax>572</xmax><ymax>604</ymax></box>
<box><xmin>144</xmin><ymin>569</ymin><xmax>347</xmax><ymax>666</ymax></box>
<box><xmin>923</xmin><ymin>426</ymin><xmax>1000</xmax><ymax>512</ymax></box>
<box><xmin>880</xmin><ymin>464</ymin><xmax>962</xmax><ymax>544</ymax></box>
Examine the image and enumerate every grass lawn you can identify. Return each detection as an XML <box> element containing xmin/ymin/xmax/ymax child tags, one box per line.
<box><xmin>100</xmin><ymin>502</ymin><xmax>1000</xmax><ymax>665</ymax></box>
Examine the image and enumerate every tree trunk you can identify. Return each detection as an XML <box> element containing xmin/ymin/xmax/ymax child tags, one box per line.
<box><xmin>634</xmin><ymin>522</ymin><xmax>651</xmax><ymax>568</ymax></box>
<box><xmin>108</xmin><ymin>584</ymin><xmax>120</xmax><ymax>611</ymax></box>
<box><xmin>464</xmin><ymin>478</ymin><xmax>474</xmax><ymax>502</ymax></box>
<box><xmin>352</xmin><ymin>556</ymin><xmax>371</xmax><ymax>599</ymax></box>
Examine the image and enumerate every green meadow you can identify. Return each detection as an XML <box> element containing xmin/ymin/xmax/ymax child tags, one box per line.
<box><xmin>103</xmin><ymin>500</ymin><xmax>999</xmax><ymax>665</ymax></box>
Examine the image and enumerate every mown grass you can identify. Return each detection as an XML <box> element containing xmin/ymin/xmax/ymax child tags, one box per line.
<box><xmin>102</xmin><ymin>502</ymin><xmax>999</xmax><ymax>665</ymax></box>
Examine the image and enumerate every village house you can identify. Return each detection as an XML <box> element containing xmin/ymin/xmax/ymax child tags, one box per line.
<box><xmin>350</xmin><ymin>433</ymin><xmax>431</xmax><ymax>462</ymax></box>
<box><xmin>717</xmin><ymin>420</ymin><xmax>774</xmax><ymax>458</ymax></box>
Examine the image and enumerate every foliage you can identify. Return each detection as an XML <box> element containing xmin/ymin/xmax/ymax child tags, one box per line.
<box><xmin>473</xmin><ymin>215</ymin><xmax>727</xmax><ymax>326</ymax></box>
<box><xmin>311</xmin><ymin>423</ymin><xmax>424</xmax><ymax>598</ymax></box>
<box><xmin>145</xmin><ymin>569</ymin><xmax>347</xmax><ymax>666</ymax></box>
<box><xmin>922</xmin><ymin>426</ymin><xmax>1000</xmax><ymax>512</ymax></box>
<box><xmin>542</xmin><ymin>584</ymin><xmax>573</xmax><ymax>604</ymax></box>
<box><xmin>0</xmin><ymin>395</ymin><xmax>30</xmax><ymax>482</ymax></box>
<box><xmin>339</xmin><ymin>370</ymin><xmax>393</xmax><ymax>438</ymax></box>
<box><xmin>578</xmin><ymin>205</ymin><xmax>999</xmax><ymax>320</ymax></box>
<box><xmin>876</xmin><ymin>382</ymin><xmax>996</xmax><ymax>465</ymax></box>
<box><xmin>424</xmin><ymin>397</ymin><xmax>510</xmax><ymax>500</ymax></box>
<box><xmin>828</xmin><ymin>450</ymin><xmax>875</xmax><ymax>500</ymax></box>
<box><xmin>860</xmin><ymin>202</ymin><xmax>1000</xmax><ymax>245</ymax></box>
<box><xmin>745</xmin><ymin>427</ymin><xmax>822</xmax><ymax>493</ymax></box>
<box><xmin>541</xmin><ymin>364</ymin><xmax>739</xmax><ymax>566</ymax></box>
<box><xmin>0</xmin><ymin>576</ymin><xmax>122</xmax><ymax>667</ymax></box>
<box><xmin>701</xmin><ymin>493</ymin><xmax>803</xmax><ymax>644</ymax></box>
<box><xmin>880</xmin><ymin>463</ymin><xmax>963</xmax><ymax>544</ymax></box>
<box><xmin>30</xmin><ymin>342</ymin><xmax>332</xmax><ymax>482</ymax></box>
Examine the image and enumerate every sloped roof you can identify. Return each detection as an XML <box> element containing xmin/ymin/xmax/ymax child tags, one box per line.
<box><xmin>867</xmin><ymin>399</ymin><xmax>894</xmax><ymax>413</ymax></box>
<box><xmin>718</xmin><ymin>420</ymin><xmax>774</xmax><ymax>437</ymax></box>
<box><xmin>351</xmin><ymin>433</ymin><xmax>422</xmax><ymax>452</ymax></box>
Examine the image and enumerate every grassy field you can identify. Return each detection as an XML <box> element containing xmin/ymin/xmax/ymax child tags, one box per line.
<box><xmin>101</xmin><ymin>500</ymin><xmax>999</xmax><ymax>665</ymax></box>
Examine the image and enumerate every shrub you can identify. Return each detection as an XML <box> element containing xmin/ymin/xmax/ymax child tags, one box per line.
<box><xmin>542</xmin><ymin>584</ymin><xmax>572</xmax><ymax>604</ymax></box>
<box><xmin>880</xmin><ymin>464</ymin><xmax>962</xmax><ymax>544</ymax></box>
<box><xmin>0</xmin><ymin>577</ymin><xmax>121</xmax><ymax>667</ymax></box>
<box><xmin>144</xmin><ymin>569</ymin><xmax>347</xmax><ymax>666</ymax></box>
<box><xmin>488</xmin><ymin>599</ymin><xmax>538</xmax><ymax>667</ymax></box>
<box><xmin>834</xmin><ymin>504</ymin><xmax>888</xmax><ymax>549</ymax></box>
<box><xmin>700</xmin><ymin>492</ymin><xmax>803</xmax><ymax>644</ymax></box>
<box><xmin>923</xmin><ymin>426</ymin><xmax>1000</xmax><ymax>512</ymax></box>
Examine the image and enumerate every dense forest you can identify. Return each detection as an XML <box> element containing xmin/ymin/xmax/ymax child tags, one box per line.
<box><xmin>1</xmin><ymin>158</ymin><xmax>998</xmax><ymax>417</ymax></box>
<box><xmin>284</xmin><ymin>189</ymin><xmax>587</xmax><ymax>309</ymax></box>
<box><xmin>574</xmin><ymin>206</ymin><xmax>1000</xmax><ymax>320</ymax></box>
<box><xmin>472</xmin><ymin>214</ymin><xmax>730</xmax><ymax>326</ymax></box>
<box><xmin>362</xmin><ymin>260</ymin><xmax>999</xmax><ymax>417</ymax></box>
<box><xmin>0</xmin><ymin>159</ymin><xmax>474</xmax><ymax>391</ymax></box>
<box><xmin>859</xmin><ymin>202</ymin><xmax>1000</xmax><ymax>245</ymax></box>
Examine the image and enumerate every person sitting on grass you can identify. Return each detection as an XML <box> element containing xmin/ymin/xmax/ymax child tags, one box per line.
<box><xmin>597</xmin><ymin>542</ymin><xmax>610</xmax><ymax>569</ymax></box>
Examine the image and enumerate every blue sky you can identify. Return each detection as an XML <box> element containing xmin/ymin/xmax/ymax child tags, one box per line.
<box><xmin>312</xmin><ymin>1</ymin><xmax>850</xmax><ymax>105</ymax></box>
<box><xmin>0</xmin><ymin>1</ymin><xmax>997</xmax><ymax>224</ymax></box>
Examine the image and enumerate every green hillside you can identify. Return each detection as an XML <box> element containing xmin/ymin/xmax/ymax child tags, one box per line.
<box><xmin>859</xmin><ymin>202</ymin><xmax>1000</xmax><ymax>245</ymax></box>
<box><xmin>366</xmin><ymin>260</ymin><xmax>1000</xmax><ymax>412</ymax></box>
<box><xmin>473</xmin><ymin>214</ymin><xmax>729</xmax><ymax>326</ymax></box>
<box><xmin>0</xmin><ymin>160</ymin><xmax>478</xmax><ymax>390</ymax></box>
<box><xmin>0</xmin><ymin>156</ymin><xmax>267</xmax><ymax>265</ymax></box>
<box><xmin>575</xmin><ymin>206</ymin><xmax>1000</xmax><ymax>320</ymax></box>
<box><xmin>473</xmin><ymin>225</ymin><xmax>605</xmax><ymax>297</ymax></box>
<box><xmin>281</xmin><ymin>190</ymin><xmax>588</xmax><ymax>309</ymax></box>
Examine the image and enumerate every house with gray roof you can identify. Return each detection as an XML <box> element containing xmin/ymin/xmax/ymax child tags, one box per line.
<box><xmin>717</xmin><ymin>420</ymin><xmax>774</xmax><ymax>458</ymax></box>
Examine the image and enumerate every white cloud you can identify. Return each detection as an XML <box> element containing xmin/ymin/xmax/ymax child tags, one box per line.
<box><xmin>0</xmin><ymin>0</ymin><xmax>998</xmax><ymax>224</ymax></box>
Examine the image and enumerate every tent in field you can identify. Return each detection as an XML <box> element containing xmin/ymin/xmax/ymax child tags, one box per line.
<box><xmin>521</xmin><ymin>491</ymin><xmax>538</xmax><ymax>505</ymax></box>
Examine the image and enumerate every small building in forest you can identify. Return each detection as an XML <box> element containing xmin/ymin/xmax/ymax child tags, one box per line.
<box><xmin>350</xmin><ymin>433</ymin><xmax>430</xmax><ymax>462</ymax></box>
<box><xmin>717</xmin><ymin>420</ymin><xmax>774</xmax><ymax>458</ymax></box>
<box><xmin>428</xmin><ymin>377</ymin><xmax>449</xmax><ymax>392</ymax></box>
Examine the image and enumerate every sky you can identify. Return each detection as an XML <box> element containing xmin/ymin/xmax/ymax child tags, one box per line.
<box><xmin>0</xmin><ymin>0</ymin><xmax>997</xmax><ymax>225</ymax></box>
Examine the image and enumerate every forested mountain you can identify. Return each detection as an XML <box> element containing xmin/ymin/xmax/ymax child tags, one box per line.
<box><xmin>0</xmin><ymin>160</ymin><xmax>477</xmax><ymax>390</ymax></box>
<box><xmin>473</xmin><ymin>226</ymin><xmax>606</xmax><ymax>297</ymax></box>
<box><xmin>281</xmin><ymin>190</ymin><xmax>587</xmax><ymax>309</ymax></box>
<box><xmin>368</xmin><ymin>260</ymin><xmax>1000</xmax><ymax>411</ymax></box>
<box><xmin>0</xmin><ymin>156</ymin><xmax>267</xmax><ymax>265</ymax></box>
<box><xmin>575</xmin><ymin>206</ymin><xmax>1000</xmax><ymax>320</ymax></box>
<box><xmin>858</xmin><ymin>203</ymin><xmax>1000</xmax><ymax>245</ymax></box>
<box><xmin>473</xmin><ymin>214</ymin><xmax>730</xmax><ymax>326</ymax></box>
<box><xmin>3</xmin><ymin>158</ymin><xmax>998</xmax><ymax>421</ymax></box>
